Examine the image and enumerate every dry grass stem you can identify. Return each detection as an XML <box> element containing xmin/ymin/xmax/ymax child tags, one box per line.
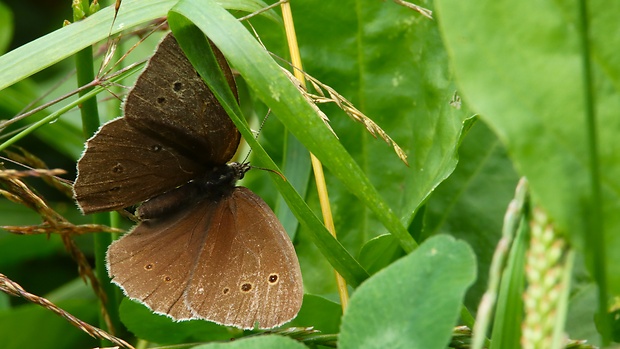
<box><xmin>0</xmin><ymin>273</ymin><xmax>134</xmax><ymax>349</ymax></box>
<box><xmin>1</xmin><ymin>222</ymin><xmax>123</xmax><ymax>235</ymax></box>
<box><xmin>0</xmin><ymin>155</ymin><xmax>120</xmax><ymax>332</ymax></box>
<box><xmin>280</xmin><ymin>68</ymin><xmax>336</xmax><ymax>137</ymax></box>
<box><xmin>282</xmin><ymin>67</ymin><xmax>409</xmax><ymax>165</ymax></box>
<box><xmin>0</xmin><ymin>168</ymin><xmax>66</xmax><ymax>178</ymax></box>
<box><xmin>97</xmin><ymin>19</ymin><xmax>168</xmax><ymax>79</ymax></box>
<box><xmin>4</xmin><ymin>148</ymin><xmax>75</xmax><ymax>195</ymax></box>
<box><xmin>392</xmin><ymin>0</ymin><xmax>433</xmax><ymax>19</ymax></box>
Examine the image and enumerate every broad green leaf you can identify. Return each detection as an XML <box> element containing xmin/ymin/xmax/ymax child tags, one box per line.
<box><xmin>118</xmin><ymin>299</ymin><xmax>241</xmax><ymax>344</ymax></box>
<box><xmin>566</xmin><ymin>282</ymin><xmax>601</xmax><ymax>347</ymax></box>
<box><xmin>192</xmin><ymin>335</ymin><xmax>307</xmax><ymax>349</ymax></box>
<box><xmin>290</xmin><ymin>294</ymin><xmax>342</xmax><ymax>334</ymax></box>
<box><xmin>339</xmin><ymin>234</ymin><xmax>476</xmax><ymax>349</ymax></box>
<box><xmin>435</xmin><ymin>0</ymin><xmax>620</xmax><ymax>295</ymax></box>
<box><xmin>0</xmin><ymin>300</ymin><xmax>99</xmax><ymax>349</ymax></box>
<box><xmin>0</xmin><ymin>2</ymin><xmax>13</xmax><ymax>54</ymax></box>
<box><xmin>423</xmin><ymin>121</ymin><xmax>519</xmax><ymax>309</ymax></box>
<box><xmin>284</xmin><ymin>0</ymin><xmax>473</xmax><ymax>285</ymax></box>
<box><xmin>358</xmin><ymin>234</ymin><xmax>405</xmax><ymax>275</ymax></box>
<box><xmin>291</xmin><ymin>0</ymin><xmax>470</xmax><ymax>246</ymax></box>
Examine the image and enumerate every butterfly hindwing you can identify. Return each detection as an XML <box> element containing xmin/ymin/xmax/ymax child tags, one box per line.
<box><xmin>107</xmin><ymin>187</ymin><xmax>303</xmax><ymax>329</ymax></box>
<box><xmin>185</xmin><ymin>188</ymin><xmax>303</xmax><ymax>329</ymax></box>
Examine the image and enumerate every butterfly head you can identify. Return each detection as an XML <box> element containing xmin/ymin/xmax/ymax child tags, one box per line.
<box><xmin>228</xmin><ymin>162</ymin><xmax>251</xmax><ymax>181</ymax></box>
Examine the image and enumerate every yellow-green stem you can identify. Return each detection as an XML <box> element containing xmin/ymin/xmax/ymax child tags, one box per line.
<box><xmin>279</xmin><ymin>0</ymin><xmax>350</xmax><ymax>310</ymax></box>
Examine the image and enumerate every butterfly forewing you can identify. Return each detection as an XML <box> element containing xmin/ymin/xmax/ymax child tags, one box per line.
<box><xmin>124</xmin><ymin>34</ymin><xmax>240</xmax><ymax>164</ymax></box>
<box><xmin>74</xmin><ymin>34</ymin><xmax>239</xmax><ymax>213</ymax></box>
<box><xmin>74</xmin><ymin>118</ymin><xmax>208</xmax><ymax>213</ymax></box>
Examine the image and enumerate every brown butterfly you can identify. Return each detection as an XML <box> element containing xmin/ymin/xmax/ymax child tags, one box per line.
<box><xmin>73</xmin><ymin>33</ymin><xmax>303</xmax><ymax>329</ymax></box>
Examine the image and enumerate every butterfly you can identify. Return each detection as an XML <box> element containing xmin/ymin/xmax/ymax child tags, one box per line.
<box><xmin>73</xmin><ymin>33</ymin><xmax>303</xmax><ymax>329</ymax></box>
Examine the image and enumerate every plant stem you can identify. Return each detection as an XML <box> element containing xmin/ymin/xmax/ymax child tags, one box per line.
<box><xmin>73</xmin><ymin>0</ymin><xmax>121</xmax><ymax>343</ymax></box>
<box><xmin>577</xmin><ymin>0</ymin><xmax>609</xmax><ymax>344</ymax></box>
<box><xmin>279</xmin><ymin>0</ymin><xmax>350</xmax><ymax>310</ymax></box>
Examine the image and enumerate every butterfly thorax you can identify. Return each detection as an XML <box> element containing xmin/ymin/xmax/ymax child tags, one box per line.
<box><xmin>137</xmin><ymin>162</ymin><xmax>251</xmax><ymax>220</ymax></box>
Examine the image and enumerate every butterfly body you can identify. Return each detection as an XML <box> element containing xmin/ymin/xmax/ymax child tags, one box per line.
<box><xmin>136</xmin><ymin>162</ymin><xmax>249</xmax><ymax>220</ymax></box>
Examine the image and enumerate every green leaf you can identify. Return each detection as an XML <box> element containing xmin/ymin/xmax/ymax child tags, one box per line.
<box><xmin>0</xmin><ymin>0</ymin><xmax>175</xmax><ymax>91</ymax></box>
<box><xmin>339</xmin><ymin>235</ymin><xmax>476</xmax><ymax>349</ymax></box>
<box><xmin>358</xmin><ymin>234</ymin><xmax>405</xmax><ymax>275</ymax></box>
<box><xmin>423</xmin><ymin>121</ymin><xmax>520</xmax><ymax>309</ymax></box>
<box><xmin>118</xmin><ymin>299</ymin><xmax>242</xmax><ymax>344</ymax></box>
<box><xmin>274</xmin><ymin>135</ymin><xmax>312</xmax><ymax>240</ymax></box>
<box><xmin>0</xmin><ymin>1</ymin><xmax>13</xmax><ymax>54</ymax></box>
<box><xmin>290</xmin><ymin>294</ymin><xmax>342</xmax><ymax>334</ymax></box>
<box><xmin>489</xmin><ymin>220</ymin><xmax>528</xmax><ymax>349</ymax></box>
<box><xmin>283</xmin><ymin>0</ymin><xmax>473</xmax><ymax>275</ymax></box>
<box><xmin>566</xmin><ymin>282</ymin><xmax>601</xmax><ymax>347</ymax></box>
<box><xmin>0</xmin><ymin>300</ymin><xmax>99</xmax><ymax>349</ymax></box>
<box><xmin>192</xmin><ymin>335</ymin><xmax>307</xmax><ymax>349</ymax></box>
<box><xmin>0</xmin><ymin>0</ymin><xmax>275</xmax><ymax>92</ymax></box>
<box><xmin>434</xmin><ymin>0</ymin><xmax>620</xmax><ymax>296</ymax></box>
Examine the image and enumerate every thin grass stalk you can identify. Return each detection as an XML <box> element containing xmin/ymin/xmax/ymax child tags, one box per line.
<box><xmin>72</xmin><ymin>0</ymin><xmax>121</xmax><ymax>341</ymax></box>
<box><xmin>576</xmin><ymin>0</ymin><xmax>609</xmax><ymax>344</ymax></box>
<box><xmin>472</xmin><ymin>177</ymin><xmax>529</xmax><ymax>349</ymax></box>
<box><xmin>0</xmin><ymin>273</ymin><xmax>134</xmax><ymax>349</ymax></box>
<box><xmin>279</xmin><ymin>1</ymin><xmax>350</xmax><ymax>310</ymax></box>
<box><xmin>489</xmin><ymin>218</ymin><xmax>528</xmax><ymax>349</ymax></box>
<box><xmin>0</xmin><ymin>61</ymin><xmax>143</xmax><ymax>153</ymax></box>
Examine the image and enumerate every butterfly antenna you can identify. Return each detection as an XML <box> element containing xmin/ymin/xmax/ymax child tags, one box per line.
<box><xmin>240</xmin><ymin>111</ymin><xmax>284</xmax><ymax>181</ymax></box>
<box><xmin>256</xmin><ymin>109</ymin><xmax>271</xmax><ymax>136</ymax></box>
<box><xmin>241</xmin><ymin>109</ymin><xmax>272</xmax><ymax>164</ymax></box>
<box><xmin>250</xmin><ymin>165</ymin><xmax>286</xmax><ymax>181</ymax></box>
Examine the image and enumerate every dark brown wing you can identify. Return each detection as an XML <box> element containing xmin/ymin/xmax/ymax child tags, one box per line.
<box><xmin>73</xmin><ymin>118</ymin><xmax>208</xmax><ymax>214</ymax></box>
<box><xmin>185</xmin><ymin>187</ymin><xmax>303</xmax><ymax>329</ymax></box>
<box><xmin>105</xmin><ymin>196</ymin><xmax>219</xmax><ymax>320</ymax></box>
<box><xmin>123</xmin><ymin>33</ymin><xmax>240</xmax><ymax>164</ymax></box>
<box><xmin>74</xmin><ymin>33</ymin><xmax>240</xmax><ymax>213</ymax></box>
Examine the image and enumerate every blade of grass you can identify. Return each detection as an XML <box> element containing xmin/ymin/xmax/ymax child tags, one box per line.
<box><xmin>0</xmin><ymin>0</ymin><xmax>276</xmax><ymax>92</ymax></box>
<box><xmin>577</xmin><ymin>0</ymin><xmax>609</xmax><ymax>344</ymax></box>
<box><xmin>0</xmin><ymin>0</ymin><xmax>176</xmax><ymax>91</ymax></box>
<box><xmin>0</xmin><ymin>64</ymin><xmax>144</xmax><ymax>152</ymax></box>
<box><xmin>489</xmin><ymin>215</ymin><xmax>529</xmax><ymax>349</ymax></box>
